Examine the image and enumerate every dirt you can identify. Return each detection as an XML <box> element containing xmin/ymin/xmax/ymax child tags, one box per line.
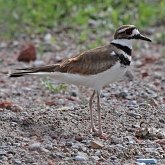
<box><xmin>0</xmin><ymin>30</ymin><xmax>165</xmax><ymax>165</ymax></box>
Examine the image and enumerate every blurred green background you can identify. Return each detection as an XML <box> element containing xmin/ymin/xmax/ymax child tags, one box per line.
<box><xmin>0</xmin><ymin>0</ymin><xmax>164</xmax><ymax>40</ymax></box>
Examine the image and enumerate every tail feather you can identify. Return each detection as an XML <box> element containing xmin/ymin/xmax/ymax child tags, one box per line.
<box><xmin>8</xmin><ymin>64</ymin><xmax>60</xmax><ymax>77</ymax></box>
<box><xmin>9</xmin><ymin>71</ymin><xmax>34</xmax><ymax>77</ymax></box>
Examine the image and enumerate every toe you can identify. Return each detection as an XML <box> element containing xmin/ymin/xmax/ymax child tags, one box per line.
<box><xmin>99</xmin><ymin>133</ymin><xmax>109</xmax><ymax>140</ymax></box>
<box><xmin>90</xmin><ymin>126</ymin><xmax>98</xmax><ymax>133</ymax></box>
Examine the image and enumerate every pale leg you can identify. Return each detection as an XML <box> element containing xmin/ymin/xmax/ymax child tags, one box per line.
<box><xmin>89</xmin><ymin>90</ymin><xmax>98</xmax><ymax>132</ymax></box>
<box><xmin>97</xmin><ymin>91</ymin><xmax>109</xmax><ymax>139</ymax></box>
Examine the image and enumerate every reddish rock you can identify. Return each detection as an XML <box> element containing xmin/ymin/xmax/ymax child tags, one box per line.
<box><xmin>17</xmin><ymin>43</ymin><xmax>36</xmax><ymax>62</ymax></box>
<box><xmin>0</xmin><ymin>101</ymin><xmax>12</xmax><ymax>108</ymax></box>
<box><xmin>143</xmin><ymin>54</ymin><xmax>159</xmax><ymax>64</ymax></box>
<box><xmin>45</xmin><ymin>101</ymin><xmax>57</xmax><ymax>106</ymax></box>
<box><xmin>141</xmin><ymin>71</ymin><xmax>149</xmax><ymax>78</ymax></box>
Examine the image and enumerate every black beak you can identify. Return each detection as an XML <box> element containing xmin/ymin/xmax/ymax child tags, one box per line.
<box><xmin>134</xmin><ymin>34</ymin><xmax>152</xmax><ymax>42</ymax></box>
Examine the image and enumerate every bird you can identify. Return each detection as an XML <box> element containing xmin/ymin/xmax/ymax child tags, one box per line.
<box><xmin>9</xmin><ymin>25</ymin><xmax>152</xmax><ymax>139</ymax></box>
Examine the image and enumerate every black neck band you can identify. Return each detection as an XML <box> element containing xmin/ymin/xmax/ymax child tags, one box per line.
<box><xmin>111</xmin><ymin>43</ymin><xmax>132</xmax><ymax>56</ymax></box>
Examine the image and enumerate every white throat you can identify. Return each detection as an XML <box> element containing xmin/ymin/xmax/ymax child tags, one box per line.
<box><xmin>111</xmin><ymin>39</ymin><xmax>133</xmax><ymax>49</ymax></box>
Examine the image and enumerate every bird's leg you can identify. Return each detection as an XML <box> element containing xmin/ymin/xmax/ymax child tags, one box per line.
<box><xmin>89</xmin><ymin>90</ymin><xmax>98</xmax><ymax>132</ymax></box>
<box><xmin>97</xmin><ymin>91</ymin><xmax>109</xmax><ymax>139</ymax></box>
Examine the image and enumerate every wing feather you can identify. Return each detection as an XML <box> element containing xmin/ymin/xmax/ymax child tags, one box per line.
<box><xmin>57</xmin><ymin>44</ymin><xmax>119</xmax><ymax>75</ymax></box>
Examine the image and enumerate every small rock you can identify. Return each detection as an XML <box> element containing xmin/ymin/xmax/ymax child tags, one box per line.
<box><xmin>45</xmin><ymin>101</ymin><xmax>57</xmax><ymax>106</ymax></box>
<box><xmin>74</xmin><ymin>155</ymin><xmax>87</xmax><ymax>161</ymax></box>
<box><xmin>75</xmin><ymin>135</ymin><xmax>84</xmax><ymax>142</ymax></box>
<box><xmin>0</xmin><ymin>42</ymin><xmax>7</xmax><ymax>48</ymax></box>
<box><xmin>40</xmin><ymin>147</ymin><xmax>50</xmax><ymax>154</ymax></box>
<box><xmin>90</xmin><ymin>140</ymin><xmax>104</xmax><ymax>149</ymax></box>
<box><xmin>127</xmin><ymin>112</ymin><xmax>141</xmax><ymax>119</ymax></box>
<box><xmin>29</xmin><ymin>142</ymin><xmax>41</xmax><ymax>151</ymax></box>
<box><xmin>91</xmin><ymin>155</ymin><xmax>100</xmax><ymax>161</ymax></box>
<box><xmin>127</xmin><ymin>100</ymin><xmax>139</xmax><ymax>110</ymax></box>
<box><xmin>52</xmin><ymin>152</ymin><xmax>65</xmax><ymax>158</ymax></box>
<box><xmin>137</xmin><ymin>163</ymin><xmax>146</xmax><ymax>165</ymax></box>
<box><xmin>33</xmin><ymin>60</ymin><xmax>44</xmax><ymax>67</ymax></box>
<box><xmin>118</xmin><ymin>91</ymin><xmax>128</xmax><ymax>99</ymax></box>
<box><xmin>94</xmin><ymin>150</ymin><xmax>101</xmax><ymax>156</ymax></box>
<box><xmin>62</xmin><ymin>147</ymin><xmax>70</xmax><ymax>153</ymax></box>
<box><xmin>111</xmin><ymin>135</ymin><xmax>122</xmax><ymax>144</ymax></box>
<box><xmin>0</xmin><ymin>151</ymin><xmax>7</xmax><ymax>156</ymax></box>
<box><xmin>65</xmin><ymin>141</ymin><xmax>73</xmax><ymax>147</ymax></box>
<box><xmin>70</xmin><ymin>90</ymin><xmax>78</xmax><ymax>97</ymax></box>
<box><xmin>141</xmin><ymin>71</ymin><xmax>149</xmax><ymax>78</ymax></box>
<box><xmin>110</xmin><ymin>156</ymin><xmax>117</xmax><ymax>160</ymax></box>
<box><xmin>82</xmin><ymin>147</ymin><xmax>87</xmax><ymax>152</ymax></box>
<box><xmin>10</xmin><ymin>104</ymin><xmax>23</xmax><ymax>112</ymax></box>
<box><xmin>10</xmin><ymin>122</ymin><xmax>17</xmax><ymax>127</ymax></box>
<box><xmin>74</xmin><ymin>152</ymin><xmax>88</xmax><ymax>161</ymax></box>
<box><xmin>153</xmin><ymin>72</ymin><xmax>162</xmax><ymax>79</ymax></box>
<box><xmin>148</xmin><ymin>98</ymin><xmax>158</xmax><ymax>106</ymax></box>
<box><xmin>0</xmin><ymin>101</ymin><xmax>12</xmax><ymax>108</ymax></box>
<box><xmin>135</xmin><ymin>127</ymin><xmax>149</xmax><ymax>139</ymax></box>
<box><xmin>136</xmin><ymin>159</ymin><xmax>157</xmax><ymax>164</ymax></box>
<box><xmin>17</xmin><ymin>43</ymin><xmax>36</xmax><ymax>62</ymax></box>
<box><xmin>44</xmin><ymin>33</ymin><xmax>52</xmax><ymax>44</ymax></box>
<box><xmin>14</xmin><ymin>159</ymin><xmax>22</xmax><ymax>165</ymax></box>
<box><xmin>145</xmin><ymin>148</ymin><xmax>157</xmax><ymax>153</ymax></box>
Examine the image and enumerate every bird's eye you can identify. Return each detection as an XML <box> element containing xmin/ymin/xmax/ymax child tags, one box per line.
<box><xmin>125</xmin><ymin>29</ymin><xmax>132</xmax><ymax>35</ymax></box>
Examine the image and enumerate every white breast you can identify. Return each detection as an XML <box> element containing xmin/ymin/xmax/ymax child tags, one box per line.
<box><xmin>47</xmin><ymin>61</ymin><xmax>128</xmax><ymax>91</ymax></box>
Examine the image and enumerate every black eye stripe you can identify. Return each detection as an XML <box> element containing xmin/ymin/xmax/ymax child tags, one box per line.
<box><xmin>125</xmin><ymin>29</ymin><xmax>132</xmax><ymax>35</ymax></box>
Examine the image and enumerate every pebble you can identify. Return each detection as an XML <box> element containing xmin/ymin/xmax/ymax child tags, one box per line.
<box><xmin>118</xmin><ymin>91</ymin><xmax>128</xmax><ymax>98</ymax></box>
<box><xmin>91</xmin><ymin>155</ymin><xmax>100</xmax><ymax>161</ymax></box>
<box><xmin>75</xmin><ymin>135</ymin><xmax>84</xmax><ymax>142</ymax></box>
<box><xmin>65</xmin><ymin>141</ymin><xmax>73</xmax><ymax>147</ymax></box>
<box><xmin>90</xmin><ymin>140</ymin><xmax>104</xmax><ymax>149</ymax></box>
<box><xmin>74</xmin><ymin>155</ymin><xmax>87</xmax><ymax>161</ymax></box>
<box><xmin>127</xmin><ymin>100</ymin><xmax>139</xmax><ymax>110</ymax></box>
<box><xmin>127</xmin><ymin>112</ymin><xmax>141</xmax><ymax>119</ymax></box>
<box><xmin>14</xmin><ymin>159</ymin><xmax>22</xmax><ymax>165</ymax></box>
<box><xmin>34</xmin><ymin>60</ymin><xmax>45</xmax><ymax>67</ymax></box>
<box><xmin>136</xmin><ymin>159</ymin><xmax>157</xmax><ymax>164</ymax></box>
<box><xmin>74</xmin><ymin>152</ymin><xmax>88</xmax><ymax>161</ymax></box>
<box><xmin>94</xmin><ymin>150</ymin><xmax>101</xmax><ymax>156</ymax></box>
<box><xmin>111</xmin><ymin>135</ymin><xmax>122</xmax><ymax>144</ymax></box>
<box><xmin>145</xmin><ymin>147</ymin><xmax>157</xmax><ymax>153</ymax></box>
<box><xmin>40</xmin><ymin>147</ymin><xmax>50</xmax><ymax>154</ymax></box>
<box><xmin>52</xmin><ymin>152</ymin><xmax>65</xmax><ymax>158</ymax></box>
<box><xmin>44</xmin><ymin>33</ymin><xmax>52</xmax><ymax>44</ymax></box>
<box><xmin>69</xmin><ymin>89</ymin><xmax>79</xmax><ymax>97</ymax></box>
<box><xmin>0</xmin><ymin>151</ymin><xmax>7</xmax><ymax>156</ymax></box>
<box><xmin>137</xmin><ymin>163</ymin><xmax>146</xmax><ymax>165</ymax></box>
<box><xmin>29</xmin><ymin>142</ymin><xmax>41</xmax><ymax>151</ymax></box>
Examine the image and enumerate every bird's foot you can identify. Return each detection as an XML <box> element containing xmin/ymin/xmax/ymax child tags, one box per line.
<box><xmin>99</xmin><ymin>132</ymin><xmax>109</xmax><ymax>140</ymax></box>
<box><xmin>90</xmin><ymin>126</ymin><xmax>98</xmax><ymax>133</ymax></box>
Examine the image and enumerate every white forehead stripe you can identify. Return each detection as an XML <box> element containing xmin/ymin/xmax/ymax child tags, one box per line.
<box><xmin>132</xmin><ymin>29</ymin><xmax>140</xmax><ymax>36</ymax></box>
<box><xmin>118</xmin><ymin>27</ymin><xmax>130</xmax><ymax>33</ymax></box>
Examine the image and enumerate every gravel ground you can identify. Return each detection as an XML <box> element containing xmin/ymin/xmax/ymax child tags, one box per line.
<box><xmin>0</xmin><ymin>31</ymin><xmax>165</xmax><ymax>165</ymax></box>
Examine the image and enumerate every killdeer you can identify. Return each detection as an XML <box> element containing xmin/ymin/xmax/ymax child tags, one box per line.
<box><xmin>9</xmin><ymin>25</ymin><xmax>152</xmax><ymax>139</ymax></box>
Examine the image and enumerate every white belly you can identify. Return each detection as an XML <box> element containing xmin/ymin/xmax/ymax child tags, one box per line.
<box><xmin>52</xmin><ymin>62</ymin><xmax>128</xmax><ymax>91</ymax></box>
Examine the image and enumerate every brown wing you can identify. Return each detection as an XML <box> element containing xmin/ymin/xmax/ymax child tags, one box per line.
<box><xmin>56</xmin><ymin>44</ymin><xmax>119</xmax><ymax>75</ymax></box>
<box><xmin>9</xmin><ymin>44</ymin><xmax>119</xmax><ymax>77</ymax></box>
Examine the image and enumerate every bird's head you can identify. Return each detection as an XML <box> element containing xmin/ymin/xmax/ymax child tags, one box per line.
<box><xmin>114</xmin><ymin>25</ymin><xmax>152</xmax><ymax>42</ymax></box>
